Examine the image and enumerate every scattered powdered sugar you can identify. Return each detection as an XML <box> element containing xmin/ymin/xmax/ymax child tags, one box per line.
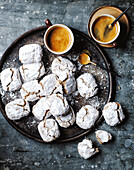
<box><xmin>26</xmin><ymin>118</ymin><xmax>39</xmax><ymax>129</ymax></box>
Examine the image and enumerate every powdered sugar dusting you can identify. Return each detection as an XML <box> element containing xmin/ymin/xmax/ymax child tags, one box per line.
<box><xmin>0</xmin><ymin>28</ymin><xmax>110</xmax><ymax>140</ymax></box>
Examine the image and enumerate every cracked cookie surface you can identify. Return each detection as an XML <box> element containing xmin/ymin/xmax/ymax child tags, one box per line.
<box><xmin>95</xmin><ymin>130</ymin><xmax>112</xmax><ymax>144</ymax></box>
<box><xmin>77</xmin><ymin>73</ymin><xmax>98</xmax><ymax>99</ymax></box>
<box><xmin>20</xmin><ymin>80</ymin><xmax>43</xmax><ymax>102</ymax></box>
<box><xmin>38</xmin><ymin>119</ymin><xmax>60</xmax><ymax>142</ymax></box>
<box><xmin>76</xmin><ymin>105</ymin><xmax>99</xmax><ymax>129</ymax></box>
<box><xmin>32</xmin><ymin>97</ymin><xmax>51</xmax><ymax>120</ymax></box>
<box><xmin>49</xmin><ymin>94</ymin><xmax>69</xmax><ymax>116</ymax></box>
<box><xmin>102</xmin><ymin>102</ymin><xmax>125</xmax><ymax>126</ymax></box>
<box><xmin>0</xmin><ymin>68</ymin><xmax>22</xmax><ymax>91</ymax></box>
<box><xmin>78</xmin><ymin>139</ymin><xmax>99</xmax><ymax>159</ymax></box>
<box><xmin>51</xmin><ymin>56</ymin><xmax>76</xmax><ymax>81</ymax></box>
<box><xmin>55</xmin><ymin>106</ymin><xmax>75</xmax><ymax>128</ymax></box>
<box><xmin>19</xmin><ymin>44</ymin><xmax>43</xmax><ymax>64</ymax></box>
<box><xmin>40</xmin><ymin>74</ymin><xmax>63</xmax><ymax>96</ymax></box>
<box><xmin>5</xmin><ymin>99</ymin><xmax>30</xmax><ymax>120</ymax></box>
<box><xmin>62</xmin><ymin>74</ymin><xmax>76</xmax><ymax>94</ymax></box>
<box><xmin>20</xmin><ymin>62</ymin><xmax>45</xmax><ymax>82</ymax></box>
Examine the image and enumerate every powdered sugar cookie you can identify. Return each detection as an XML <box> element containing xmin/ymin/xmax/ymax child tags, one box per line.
<box><xmin>32</xmin><ymin>97</ymin><xmax>51</xmax><ymax>120</ymax></box>
<box><xmin>51</xmin><ymin>56</ymin><xmax>76</xmax><ymax>81</ymax></box>
<box><xmin>102</xmin><ymin>102</ymin><xmax>125</xmax><ymax>126</ymax></box>
<box><xmin>49</xmin><ymin>94</ymin><xmax>69</xmax><ymax>116</ymax></box>
<box><xmin>19</xmin><ymin>44</ymin><xmax>43</xmax><ymax>64</ymax></box>
<box><xmin>62</xmin><ymin>75</ymin><xmax>76</xmax><ymax>94</ymax></box>
<box><xmin>20</xmin><ymin>62</ymin><xmax>45</xmax><ymax>82</ymax></box>
<box><xmin>76</xmin><ymin>105</ymin><xmax>99</xmax><ymax>129</ymax></box>
<box><xmin>20</xmin><ymin>80</ymin><xmax>42</xmax><ymax>102</ymax></box>
<box><xmin>5</xmin><ymin>99</ymin><xmax>30</xmax><ymax>120</ymax></box>
<box><xmin>55</xmin><ymin>106</ymin><xmax>75</xmax><ymax>128</ymax></box>
<box><xmin>95</xmin><ymin>130</ymin><xmax>112</xmax><ymax>144</ymax></box>
<box><xmin>38</xmin><ymin>119</ymin><xmax>60</xmax><ymax>142</ymax></box>
<box><xmin>0</xmin><ymin>68</ymin><xmax>22</xmax><ymax>91</ymax></box>
<box><xmin>78</xmin><ymin>139</ymin><xmax>99</xmax><ymax>159</ymax></box>
<box><xmin>39</xmin><ymin>74</ymin><xmax>63</xmax><ymax>96</ymax></box>
<box><xmin>77</xmin><ymin>73</ymin><xmax>98</xmax><ymax>99</ymax></box>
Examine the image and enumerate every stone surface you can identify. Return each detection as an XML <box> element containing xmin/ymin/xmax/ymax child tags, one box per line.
<box><xmin>0</xmin><ymin>0</ymin><xmax>134</xmax><ymax>170</ymax></box>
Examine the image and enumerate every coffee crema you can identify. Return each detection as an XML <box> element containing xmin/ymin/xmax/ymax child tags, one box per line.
<box><xmin>46</xmin><ymin>26</ymin><xmax>72</xmax><ymax>52</ymax></box>
<box><xmin>92</xmin><ymin>16</ymin><xmax>118</xmax><ymax>43</ymax></box>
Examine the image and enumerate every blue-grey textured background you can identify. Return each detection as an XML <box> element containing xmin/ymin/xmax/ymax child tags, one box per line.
<box><xmin>0</xmin><ymin>0</ymin><xmax>134</xmax><ymax>170</ymax></box>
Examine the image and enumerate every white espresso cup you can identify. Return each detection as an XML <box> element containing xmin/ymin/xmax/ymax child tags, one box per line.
<box><xmin>44</xmin><ymin>24</ymin><xmax>74</xmax><ymax>55</ymax></box>
<box><xmin>90</xmin><ymin>14</ymin><xmax>120</xmax><ymax>45</ymax></box>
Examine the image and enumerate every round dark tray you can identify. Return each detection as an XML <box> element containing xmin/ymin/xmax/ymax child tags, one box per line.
<box><xmin>0</xmin><ymin>26</ymin><xmax>112</xmax><ymax>143</ymax></box>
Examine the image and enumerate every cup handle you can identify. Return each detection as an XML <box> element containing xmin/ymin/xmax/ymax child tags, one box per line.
<box><xmin>45</xmin><ymin>19</ymin><xmax>52</xmax><ymax>28</ymax></box>
<box><xmin>112</xmin><ymin>42</ymin><xmax>118</xmax><ymax>49</ymax></box>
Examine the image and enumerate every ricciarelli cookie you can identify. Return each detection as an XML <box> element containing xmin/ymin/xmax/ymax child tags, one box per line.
<box><xmin>77</xmin><ymin>73</ymin><xmax>98</xmax><ymax>99</ymax></box>
<box><xmin>76</xmin><ymin>105</ymin><xmax>99</xmax><ymax>129</ymax></box>
<box><xmin>39</xmin><ymin>74</ymin><xmax>63</xmax><ymax>97</ymax></box>
<box><xmin>62</xmin><ymin>74</ymin><xmax>76</xmax><ymax>94</ymax></box>
<box><xmin>102</xmin><ymin>102</ymin><xmax>125</xmax><ymax>126</ymax></box>
<box><xmin>55</xmin><ymin>106</ymin><xmax>75</xmax><ymax>128</ymax></box>
<box><xmin>19</xmin><ymin>44</ymin><xmax>43</xmax><ymax>64</ymax></box>
<box><xmin>49</xmin><ymin>94</ymin><xmax>69</xmax><ymax>116</ymax></box>
<box><xmin>5</xmin><ymin>99</ymin><xmax>30</xmax><ymax>120</ymax></box>
<box><xmin>78</xmin><ymin>139</ymin><xmax>99</xmax><ymax>159</ymax></box>
<box><xmin>20</xmin><ymin>80</ymin><xmax>43</xmax><ymax>102</ymax></box>
<box><xmin>32</xmin><ymin>97</ymin><xmax>51</xmax><ymax>120</ymax></box>
<box><xmin>0</xmin><ymin>68</ymin><xmax>22</xmax><ymax>91</ymax></box>
<box><xmin>95</xmin><ymin>130</ymin><xmax>112</xmax><ymax>144</ymax></box>
<box><xmin>51</xmin><ymin>56</ymin><xmax>76</xmax><ymax>81</ymax></box>
<box><xmin>38</xmin><ymin>118</ymin><xmax>60</xmax><ymax>142</ymax></box>
<box><xmin>20</xmin><ymin>62</ymin><xmax>45</xmax><ymax>82</ymax></box>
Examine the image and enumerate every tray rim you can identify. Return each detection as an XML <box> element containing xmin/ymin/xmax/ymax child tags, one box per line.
<box><xmin>0</xmin><ymin>26</ymin><xmax>112</xmax><ymax>143</ymax></box>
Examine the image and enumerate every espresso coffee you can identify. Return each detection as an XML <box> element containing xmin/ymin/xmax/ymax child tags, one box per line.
<box><xmin>92</xmin><ymin>16</ymin><xmax>118</xmax><ymax>43</ymax></box>
<box><xmin>46</xmin><ymin>26</ymin><xmax>72</xmax><ymax>52</ymax></box>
